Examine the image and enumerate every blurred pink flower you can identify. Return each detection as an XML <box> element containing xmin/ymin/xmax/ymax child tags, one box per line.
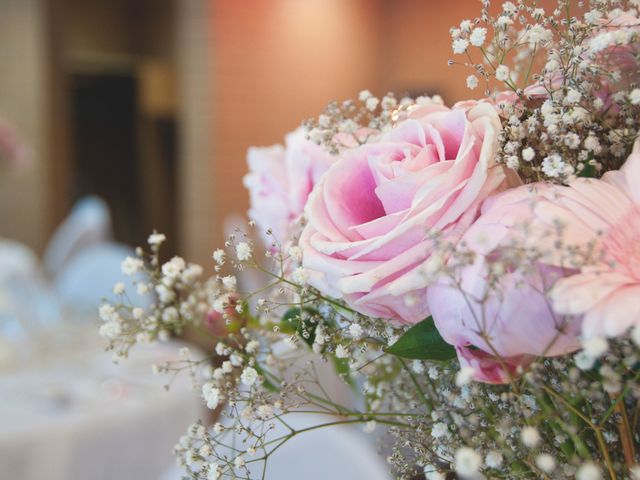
<box><xmin>427</xmin><ymin>185</ymin><xmax>583</xmax><ymax>383</ymax></box>
<box><xmin>551</xmin><ymin>138</ymin><xmax>640</xmax><ymax>338</ymax></box>
<box><xmin>243</xmin><ymin>128</ymin><xmax>335</xmax><ymax>246</ymax></box>
<box><xmin>0</xmin><ymin>117</ymin><xmax>29</xmax><ymax>172</ymax></box>
<box><xmin>301</xmin><ymin>101</ymin><xmax>510</xmax><ymax>324</ymax></box>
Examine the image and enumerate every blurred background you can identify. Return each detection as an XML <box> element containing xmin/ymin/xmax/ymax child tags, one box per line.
<box><xmin>0</xmin><ymin>0</ymin><xmax>483</xmax><ymax>267</ymax></box>
<box><xmin>0</xmin><ymin>1</ymin><xmax>485</xmax><ymax>479</ymax></box>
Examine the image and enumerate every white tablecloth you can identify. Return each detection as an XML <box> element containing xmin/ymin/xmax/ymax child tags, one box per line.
<box><xmin>0</xmin><ymin>334</ymin><xmax>204</xmax><ymax>480</ymax></box>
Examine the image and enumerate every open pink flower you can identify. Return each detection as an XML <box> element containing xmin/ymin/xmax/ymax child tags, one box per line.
<box><xmin>301</xmin><ymin>101</ymin><xmax>509</xmax><ymax>324</ymax></box>
<box><xmin>550</xmin><ymin>139</ymin><xmax>640</xmax><ymax>338</ymax></box>
<box><xmin>243</xmin><ymin>128</ymin><xmax>334</xmax><ymax>246</ymax></box>
<box><xmin>427</xmin><ymin>185</ymin><xmax>583</xmax><ymax>383</ymax></box>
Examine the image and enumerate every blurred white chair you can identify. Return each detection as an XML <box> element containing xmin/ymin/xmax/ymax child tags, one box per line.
<box><xmin>43</xmin><ymin>196</ymin><xmax>112</xmax><ymax>278</ymax></box>
<box><xmin>0</xmin><ymin>239</ymin><xmax>62</xmax><ymax>363</ymax></box>
<box><xmin>0</xmin><ymin>239</ymin><xmax>40</xmax><ymax>282</ymax></box>
<box><xmin>54</xmin><ymin>242</ymin><xmax>152</xmax><ymax>319</ymax></box>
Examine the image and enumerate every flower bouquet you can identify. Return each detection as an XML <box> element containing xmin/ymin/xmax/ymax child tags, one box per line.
<box><xmin>101</xmin><ymin>1</ymin><xmax>640</xmax><ymax>478</ymax></box>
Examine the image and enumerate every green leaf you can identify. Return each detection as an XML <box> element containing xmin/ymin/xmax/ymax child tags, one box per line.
<box><xmin>385</xmin><ymin>317</ymin><xmax>456</xmax><ymax>361</ymax></box>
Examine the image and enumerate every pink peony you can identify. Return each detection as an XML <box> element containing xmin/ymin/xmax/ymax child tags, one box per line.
<box><xmin>550</xmin><ymin>139</ymin><xmax>640</xmax><ymax>338</ymax></box>
<box><xmin>427</xmin><ymin>185</ymin><xmax>583</xmax><ymax>383</ymax></box>
<box><xmin>300</xmin><ymin>101</ymin><xmax>510</xmax><ymax>324</ymax></box>
<box><xmin>243</xmin><ymin>128</ymin><xmax>335</xmax><ymax>246</ymax></box>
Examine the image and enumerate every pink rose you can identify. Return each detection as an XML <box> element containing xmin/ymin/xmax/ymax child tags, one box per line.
<box><xmin>300</xmin><ymin>101</ymin><xmax>509</xmax><ymax>324</ymax></box>
<box><xmin>243</xmin><ymin>128</ymin><xmax>334</xmax><ymax>246</ymax></box>
<box><xmin>427</xmin><ymin>185</ymin><xmax>583</xmax><ymax>382</ymax></box>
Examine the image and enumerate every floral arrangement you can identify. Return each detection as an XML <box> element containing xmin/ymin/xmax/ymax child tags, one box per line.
<box><xmin>101</xmin><ymin>1</ymin><xmax>640</xmax><ymax>478</ymax></box>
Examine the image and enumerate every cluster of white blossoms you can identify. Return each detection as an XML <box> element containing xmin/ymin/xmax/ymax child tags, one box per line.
<box><xmin>101</xmin><ymin>222</ymin><xmax>640</xmax><ymax>480</ymax></box>
<box><xmin>450</xmin><ymin>0</ymin><xmax>640</xmax><ymax>183</ymax></box>
<box><xmin>99</xmin><ymin>232</ymin><xmax>212</xmax><ymax>360</ymax></box>
<box><xmin>303</xmin><ymin>90</ymin><xmax>446</xmax><ymax>154</ymax></box>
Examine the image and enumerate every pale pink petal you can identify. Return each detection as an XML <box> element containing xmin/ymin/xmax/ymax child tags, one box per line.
<box><xmin>551</xmin><ymin>271</ymin><xmax>634</xmax><ymax>314</ymax></box>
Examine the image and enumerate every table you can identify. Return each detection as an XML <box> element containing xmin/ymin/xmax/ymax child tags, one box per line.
<box><xmin>0</xmin><ymin>331</ymin><xmax>204</xmax><ymax>480</ymax></box>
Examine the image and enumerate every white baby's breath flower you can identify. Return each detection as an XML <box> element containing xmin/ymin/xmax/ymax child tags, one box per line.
<box><xmin>288</xmin><ymin>245</ymin><xmax>303</xmax><ymax>262</ymax></box>
<box><xmin>365</xmin><ymin>97</ymin><xmax>379</xmax><ymax>112</ymax></box>
<box><xmin>202</xmin><ymin>383</ymin><xmax>221</xmax><ymax>409</ymax></box>
<box><xmin>182</xmin><ymin>264</ymin><xmax>203</xmax><ymax>283</ymax></box>
<box><xmin>245</xmin><ymin>340</ymin><xmax>260</xmax><ymax>354</ymax></box>
<box><xmin>454</xmin><ymin>447</ymin><xmax>482</xmax><ymax>476</ymax></box>
<box><xmin>630</xmin><ymin>89</ymin><xmax>640</xmax><ymax>105</ymax></box>
<box><xmin>348</xmin><ymin>323</ymin><xmax>363</xmax><ymax>340</ymax></box>
<box><xmin>113</xmin><ymin>282</ymin><xmax>125</xmax><ymax>295</ymax></box>
<box><xmin>162</xmin><ymin>306</ymin><xmax>179</xmax><ymax>323</ymax></box>
<box><xmin>156</xmin><ymin>284</ymin><xmax>175</xmax><ymax>303</ymax></box>
<box><xmin>535</xmin><ymin>453</ymin><xmax>556</xmax><ymax>473</ymax></box>
<box><xmin>466</xmin><ymin>75</ymin><xmax>479</xmax><ymax>90</ymax></box>
<box><xmin>292</xmin><ymin>267</ymin><xmax>310</xmax><ymax>285</ymax></box>
<box><xmin>234</xmin><ymin>456</ymin><xmax>245</xmax><ymax>469</ymax></box>
<box><xmin>206</xmin><ymin>463</ymin><xmax>220</xmax><ymax>480</ymax></box>
<box><xmin>212</xmin><ymin>248</ymin><xmax>225</xmax><ymax>265</ymax></box>
<box><xmin>431</xmin><ymin>422</ymin><xmax>450</xmax><ymax>439</ymax></box>
<box><xmin>240</xmin><ymin>366</ymin><xmax>259</xmax><ymax>386</ymax></box>
<box><xmin>582</xmin><ymin>336</ymin><xmax>608</xmax><ymax>358</ymax></box>
<box><xmin>99</xmin><ymin>321</ymin><xmax>121</xmax><ymax>339</ymax></box>
<box><xmin>411</xmin><ymin>360</ymin><xmax>425</xmax><ymax>374</ymax></box>
<box><xmin>541</xmin><ymin>154</ymin><xmax>565</xmax><ymax>178</ymax></box>
<box><xmin>136</xmin><ymin>283</ymin><xmax>149</xmax><ymax>295</ymax></box>
<box><xmin>455</xmin><ymin>366</ymin><xmax>475</xmax><ymax>386</ymax></box>
<box><xmin>452</xmin><ymin>38</ymin><xmax>469</xmax><ymax>54</ymax></box>
<box><xmin>469</xmin><ymin>27</ymin><xmax>487</xmax><ymax>47</ymax></box>
<box><xmin>221</xmin><ymin>361</ymin><xmax>233</xmax><ymax>373</ymax></box>
<box><xmin>563</xmin><ymin>88</ymin><xmax>581</xmax><ymax>105</ymax></box>
<box><xmin>335</xmin><ymin>344</ymin><xmax>349</xmax><ymax>359</ymax></box>
<box><xmin>522</xmin><ymin>147</ymin><xmax>535</xmax><ymax>162</ymax></box>
<box><xmin>257</xmin><ymin>404</ymin><xmax>273</xmax><ymax>418</ymax></box>
<box><xmin>99</xmin><ymin>304</ymin><xmax>117</xmax><ymax>322</ymax></box>
<box><xmin>121</xmin><ymin>256</ymin><xmax>143</xmax><ymax>276</ymax></box>
<box><xmin>495</xmin><ymin>65</ymin><xmax>510</xmax><ymax>82</ymax></box>
<box><xmin>575</xmin><ymin>350</ymin><xmax>596</xmax><ymax>370</ymax></box>
<box><xmin>459</xmin><ymin>19</ymin><xmax>472</xmax><ymax>32</ymax></box>
<box><xmin>521</xmin><ymin>426</ymin><xmax>541</xmax><ymax>448</ymax></box>
<box><xmin>162</xmin><ymin>256</ymin><xmax>185</xmax><ymax>279</ymax></box>
<box><xmin>358</xmin><ymin>89</ymin><xmax>372</xmax><ymax>101</ymax></box>
<box><xmin>584</xmin><ymin>136</ymin><xmax>601</xmax><ymax>153</ymax></box>
<box><xmin>148</xmin><ymin>232</ymin><xmax>166</xmax><ymax>246</ymax></box>
<box><xmin>236</xmin><ymin>242</ymin><xmax>252</xmax><ymax>261</ymax></box>
<box><xmin>221</xmin><ymin>275</ymin><xmax>237</xmax><ymax>291</ymax></box>
<box><xmin>576</xmin><ymin>462</ymin><xmax>601</xmax><ymax>480</ymax></box>
<box><xmin>485</xmin><ymin>451</ymin><xmax>503</xmax><ymax>469</ymax></box>
<box><xmin>506</xmin><ymin>155</ymin><xmax>519</xmax><ymax>170</ymax></box>
<box><xmin>132</xmin><ymin>307</ymin><xmax>144</xmax><ymax>320</ymax></box>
